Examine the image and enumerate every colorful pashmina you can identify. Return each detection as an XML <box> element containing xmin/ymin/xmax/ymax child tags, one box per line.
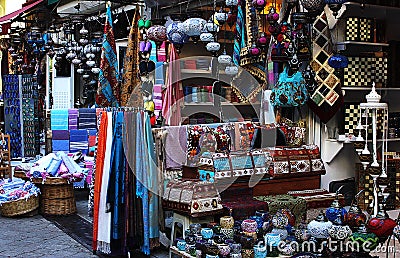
<box><xmin>121</xmin><ymin>9</ymin><xmax>141</xmax><ymax>107</ymax></box>
<box><xmin>92</xmin><ymin>111</ymin><xmax>108</xmax><ymax>251</ymax></box>
<box><xmin>96</xmin><ymin>6</ymin><xmax>120</xmax><ymax>107</ymax></box>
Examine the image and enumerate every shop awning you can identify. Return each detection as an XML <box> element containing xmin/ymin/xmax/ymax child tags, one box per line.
<box><xmin>0</xmin><ymin>0</ymin><xmax>44</xmax><ymax>35</ymax></box>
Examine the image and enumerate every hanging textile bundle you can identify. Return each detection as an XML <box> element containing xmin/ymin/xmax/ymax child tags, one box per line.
<box><xmin>96</xmin><ymin>4</ymin><xmax>120</xmax><ymax>107</ymax></box>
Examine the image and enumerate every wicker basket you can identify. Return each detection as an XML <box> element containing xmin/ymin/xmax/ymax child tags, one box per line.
<box><xmin>39</xmin><ymin>184</ymin><xmax>76</xmax><ymax>215</ymax></box>
<box><xmin>0</xmin><ymin>195</ymin><xmax>39</xmax><ymax>217</ymax></box>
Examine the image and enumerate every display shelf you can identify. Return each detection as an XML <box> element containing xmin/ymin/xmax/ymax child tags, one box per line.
<box><xmin>342</xmin><ymin>87</ymin><xmax>400</xmax><ymax>91</ymax></box>
<box><xmin>336</xmin><ymin>41</ymin><xmax>389</xmax><ymax>52</ymax></box>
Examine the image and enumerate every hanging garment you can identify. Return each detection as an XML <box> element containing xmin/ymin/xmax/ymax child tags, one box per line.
<box><xmin>107</xmin><ymin>111</ymin><xmax>125</xmax><ymax>240</ymax></box>
<box><xmin>97</xmin><ymin>112</ymin><xmax>113</xmax><ymax>254</ymax></box>
<box><xmin>307</xmin><ymin>10</ymin><xmax>343</xmax><ymax>123</ymax></box>
<box><xmin>157</xmin><ymin>41</ymin><xmax>167</xmax><ymax>62</ymax></box>
<box><xmin>96</xmin><ymin>6</ymin><xmax>120</xmax><ymax>107</ymax></box>
<box><xmin>92</xmin><ymin>112</ymin><xmax>107</xmax><ymax>251</ymax></box>
<box><xmin>162</xmin><ymin>45</ymin><xmax>183</xmax><ymax>126</ymax></box>
<box><xmin>121</xmin><ymin>9</ymin><xmax>141</xmax><ymax>107</ymax></box>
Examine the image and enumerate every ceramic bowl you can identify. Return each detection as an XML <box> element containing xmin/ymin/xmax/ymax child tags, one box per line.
<box><xmin>177</xmin><ymin>239</ymin><xmax>186</xmax><ymax>251</ymax></box>
<box><xmin>190</xmin><ymin>223</ymin><xmax>202</xmax><ymax>234</ymax></box>
<box><xmin>213</xmin><ymin>225</ymin><xmax>222</xmax><ymax>234</ymax></box>
<box><xmin>201</xmin><ymin>228</ymin><xmax>214</xmax><ymax>240</ymax></box>
<box><xmin>253</xmin><ymin>244</ymin><xmax>267</xmax><ymax>258</ymax></box>
<box><xmin>220</xmin><ymin>228</ymin><xmax>234</xmax><ymax>239</ymax></box>
<box><xmin>249</xmin><ymin>216</ymin><xmax>264</xmax><ymax>229</ymax></box>
<box><xmin>220</xmin><ymin>216</ymin><xmax>235</xmax><ymax>229</ymax></box>
<box><xmin>204</xmin><ymin>243</ymin><xmax>219</xmax><ymax>256</ymax></box>
<box><xmin>255</xmin><ymin>210</ymin><xmax>270</xmax><ymax>222</ymax></box>
<box><xmin>264</xmin><ymin>232</ymin><xmax>281</xmax><ymax>247</ymax></box>
<box><xmin>213</xmin><ymin>233</ymin><xmax>226</xmax><ymax>244</ymax></box>
<box><xmin>272</xmin><ymin>213</ymin><xmax>289</xmax><ymax>229</ymax></box>
<box><xmin>185</xmin><ymin>234</ymin><xmax>197</xmax><ymax>245</ymax></box>
<box><xmin>241</xmin><ymin>219</ymin><xmax>258</xmax><ymax>233</ymax></box>
<box><xmin>218</xmin><ymin>243</ymin><xmax>231</xmax><ymax>257</ymax></box>
<box><xmin>231</xmin><ymin>243</ymin><xmax>242</xmax><ymax>254</ymax></box>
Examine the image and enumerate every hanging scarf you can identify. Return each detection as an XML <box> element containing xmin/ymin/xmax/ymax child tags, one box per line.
<box><xmin>162</xmin><ymin>45</ymin><xmax>183</xmax><ymax>126</ymax></box>
<box><xmin>96</xmin><ymin>6</ymin><xmax>120</xmax><ymax>107</ymax></box>
<box><xmin>92</xmin><ymin>111</ymin><xmax>108</xmax><ymax>252</ymax></box>
<box><xmin>144</xmin><ymin>112</ymin><xmax>160</xmax><ymax>246</ymax></box>
<box><xmin>97</xmin><ymin>112</ymin><xmax>113</xmax><ymax>254</ymax></box>
<box><xmin>107</xmin><ymin>111</ymin><xmax>125</xmax><ymax>240</ymax></box>
<box><xmin>121</xmin><ymin>9</ymin><xmax>141</xmax><ymax>107</ymax></box>
<box><xmin>233</xmin><ymin>2</ymin><xmax>245</xmax><ymax>66</ymax></box>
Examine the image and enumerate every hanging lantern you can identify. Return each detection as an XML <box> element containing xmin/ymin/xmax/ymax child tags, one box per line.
<box><xmin>218</xmin><ymin>50</ymin><xmax>232</xmax><ymax>64</ymax></box>
<box><xmin>249</xmin><ymin>44</ymin><xmax>261</xmax><ymax>57</ymax></box>
<box><xmin>328</xmin><ymin>54</ymin><xmax>349</xmax><ymax>69</ymax></box>
<box><xmin>206</xmin><ymin>41</ymin><xmax>221</xmax><ymax>56</ymax></box>
<box><xmin>252</xmin><ymin>0</ymin><xmax>267</xmax><ymax>12</ymax></box>
<box><xmin>66</xmin><ymin>51</ymin><xmax>76</xmax><ymax>61</ymax></box>
<box><xmin>214</xmin><ymin>9</ymin><xmax>228</xmax><ymax>26</ymax></box>
<box><xmin>147</xmin><ymin>25</ymin><xmax>167</xmax><ymax>47</ymax></box>
<box><xmin>167</xmin><ymin>21</ymin><xmax>189</xmax><ymax>52</ymax></box>
<box><xmin>325</xmin><ymin>0</ymin><xmax>347</xmax><ymax>17</ymax></box>
<box><xmin>182</xmin><ymin>18</ymin><xmax>207</xmax><ymax>43</ymax></box>
<box><xmin>79</xmin><ymin>26</ymin><xmax>88</xmax><ymax>36</ymax></box>
<box><xmin>91</xmin><ymin>67</ymin><xmax>100</xmax><ymax>74</ymax></box>
<box><xmin>225</xmin><ymin>63</ymin><xmax>238</xmax><ymax>76</ymax></box>
<box><xmin>86</xmin><ymin>59</ymin><xmax>96</xmax><ymax>67</ymax></box>
<box><xmin>300</xmin><ymin>0</ymin><xmax>325</xmax><ymax>15</ymax></box>
<box><xmin>200</xmin><ymin>32</ymin><xmax>214</xmax><ymax>42</ymax></box>
<box><xmin>267</xmin><ymin>7</ymin><xmax>280</xmax><ymax>25</ymax></box>
<box><xmin>82</xmin><ymin>73</ymin><xmax>90</xmax><ymax>79</ymax></box>
<box><xmin>226</xmin><ymin>0</ymin><xmax>239</xmax><ymax>7</ymax></box>
<box><xmin>294</xmin><ymin>222</ymin><xmax>311</xmax><ymax>242</ymax></box>
<box><xmin>72</xmin><ymin>57</ymin><xmax>81</xmax><ymax>65</ymax></box>
<box><xmin>257</xmin><ymin>32</ymin><xmax>268</xmax><ymax>48</ymax></box>
<box><xmin>205</xmin><ymin>19</ymin><xmax>219</xmax><ymax>33</ymax></box>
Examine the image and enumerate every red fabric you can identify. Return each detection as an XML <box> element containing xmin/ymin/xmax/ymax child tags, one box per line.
<box><xmin>162</xmin><ymin>45</ymin><xmax>183</xmax><ymax>126</ymax></box>
<box><xmin>92</xmin><ymin>112</ymin><xmax>108</xmax><ymax>251</ymax></box>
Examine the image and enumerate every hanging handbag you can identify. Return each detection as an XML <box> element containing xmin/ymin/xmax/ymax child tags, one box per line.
<box><xmin>270</xmin><ymin>66</ymin><xmax>309</xmax><ymax>107</ymax></box>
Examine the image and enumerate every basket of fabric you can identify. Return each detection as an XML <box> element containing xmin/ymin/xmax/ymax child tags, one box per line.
<box><xmin>0</xmin><ymin>179</ymin><xmax>41</xmax><ymax>217</ymax></box>
<box><xmin>0</xmin><ymin>194</ymin><xmax>39</xmax><ymax>217</ymax></box>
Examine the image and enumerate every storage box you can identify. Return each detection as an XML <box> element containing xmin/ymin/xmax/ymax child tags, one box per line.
<box><xmin>162</xmin><ymin>179</ymin><xmax>223</xmax><ymax>217</ymax></box>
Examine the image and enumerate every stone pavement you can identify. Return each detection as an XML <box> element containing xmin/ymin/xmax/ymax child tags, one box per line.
<box><xmin>0</xmin><ymin>215</ymin><xmax>98</xmax><ymax>258</ymax></box>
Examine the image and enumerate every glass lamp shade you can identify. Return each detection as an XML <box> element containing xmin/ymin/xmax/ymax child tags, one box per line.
<box><xmin>79</xmin><ymin>26</ymin><xmax>88</xmax><ymax>35</ymax></box>
<box><xmin>367</xmin><ymin>217</ymin><xmax>397</xmax><ymax>239</ymax></box>
<box><xmin>257</xmin><ymin>33</ymin><xmax>268</xmax><ymax>48</ymax></box>
<box><xmin>226</xmin><ymin>0</ymin><xmax>239</xmax><ymax>6</ymax></box>
<box><xmin>267</xmin><ymin>8</ymin><xmax>280</xmax><ymax>24</ymax></box>
<box><xmin>79</xmin><ymin>38</ymin><xmax>89</xmax><ymax>45</ymax></box>
<box><xmin>77</xmin><ymin>68</ymin><xmax>85</xmax><ymax>74</ymax></box>
<box><xmin>225</xmin><ymin>64</ymin><xmax>238</xmax><ymax>75</ymax></box>
<box><xmin>66</xmin><ymin>51</ymin><xmax>76</xmax><ymax>60</ymax></box>
<box><xmin>200</xmin><ymin>32</ymin><xmax>214</xmax><ymax>42</ymax></box>
<box><xmin>206</xmin><ymin>41</ymin><xmax>221</xmax><ymax>56</ymax></box>
<box><xmin>348</xmin><ymin>225</ymin><xmax>379</xmax><ymax>253</ymax></box>
<box><xmin>218</xmin><ymin>51</ymin><xmax>232</xmax><ymax>64</ymax></box>
<box><xmin>252</xmin><ymin>0</ymin><xmax>267</xmax><ymax>11</ymax></box>
<box><xmin>167</xmin><ymin>21</ymin><xmax>189</xmax><ymax>45</ymax></box>
<box><xmin>328</xmin><ymin>54</ymin><xmax>349</xmax><ymax>69</ymax></box>
<box><xmin>328</xmin><ymin>224</ymin><xmax>352</xmax><ymax>240</ymax></box>
<box><xmin>182</xmin><ymin>18</ymin><xmax>207</xmax><ymax>37</ymax></box>
<box><xmin>214</xmin><ymin>10</ymin><xmax>228</xmax><ymax>26</ymax></box>
<box><xmin>307</xmin><ymin>211</ymin><xmax>333</xmax><ymax>239</ymax></box>
<box><xmin>91</xmin><ymin>67</ymin><xmax>100</xmax><ymax>74</ymax></box>
<box><xmin>72</xmin><ymin>58</ymin><xmax>81</xmax><ymax>65</ymax></box>
<box><xmin>86</xmin><ymin>60</ymin><xmax>96</xmax><ymax>67</ymax></box>
<box><xmin>147</xmin><ymin>25</ymin><xmax>167</xmax><ymax>43</ymax></box>
<box><xmin>82</xmin><ymin>73</ymin><xmax>90</xmax><ymax>79</ymax></box>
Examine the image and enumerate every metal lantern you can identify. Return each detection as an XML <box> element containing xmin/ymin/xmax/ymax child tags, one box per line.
<box><xmin>79</xmin><ymin>26</ymin><xmax>88</xmax><ymax>36</ymax></box>
<box><xmin>147</xmin><ymin>25</ymin><xmax>167</xmax><ymax>46</ymax></box>
<box><xmin>200</xmin><ymin>32</ymin><xmax>214</xmax><ymax>42</ymax></box>
<box><xmin>367</xmin><ymin>204</ymin><xmax>397</xmax><ymax>241</ymax></box>
<box><xmin>257</xmin><ymin>32</ymin><xmax>268</xmax><ymax>48</ymax></box>
<box><xmin>182</xmin><ymin>18</ymin><xmax>207</xmax><ymax>43</ymax></box>
<box><xmin>206</xmin><ymin>41</ymin><xmax>221</xmax><ymax>56</ymax></box>
<box><xmin>226</xmin><ymin>0</ymin><xmax>239</xmax><ymax>6</ymax></box>
<box><xmin>325</xmin><ymin>189</ymin><xmax>347</xmax><ymax>225</ymax></box>
<box><xmin>325</xmin><ymin>0</ymin><xmax>347</xmax><ymax>17</ymax></box>
<box><xmin>343</xmin><ymin>191</ymin><xmax>367</xmax><ymax>230</ymax></box>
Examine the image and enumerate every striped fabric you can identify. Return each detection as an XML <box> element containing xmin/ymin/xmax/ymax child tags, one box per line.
<box><xmin>51</xmin><ymin>109</ymin><xmax>69</xmax><ymax>130</ymax></box>
<box><xmin>95</xmin><ymin>6</ymin><xmax>120</xmax><ymax>107</ymax></box>
<box><xmin>70</xmin><ymin>129</ymin><xmax>89</xmax><ymax>154</ymax></box>
<box><xmin>233</xmin><ymin>2</ymin><xmax>245</xmax><ymax>66</ymax></box>
<box><xmin>68</xmin><ymin>109</ymin><xmax>79</xmax><ymax>130</ymax></box>
<box><xmin>78</xmin><ymin>108</ymin><xmax>97</xmax><ymax>130</ymax></box>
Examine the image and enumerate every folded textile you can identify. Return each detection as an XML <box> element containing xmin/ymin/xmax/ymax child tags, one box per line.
<box><xmin>52</xmin><ymin>140</ymin><xmax>70</xmax><ymax>151</ymax></box>
<box><xmin>47</xmin><ymin>158</ymin><xmax>63</xmax><ymax>177</ymax></box>
<box><xmin>59</xmin><ymin>152</ymin><xmax>77</xmax><ymax>174</ymax></box>
<box><xmin>69</xmin><ymin>125</ymin><xmax>78</xmax><ymax>130</ymax></box>
<box><xmin>70</xmin><ymin>129</ymin><xmax>89</xmax><ymax>136</ymax></box>
<box><xmin>52</xmin><ymin>130</ymin><xmax>69</xmax><ymax>140</ymax></box>
<box><xmin>79</xmin><ymin>113</ymin><xmax>97</xmax><ymax>119</ymax></box>
<box><xmin>68</xmin><ymin>109</ymin><xmax>79</xmax><ymax>115</ymax></box>
<box><xmin>88</xmin><ymin>129</ymin><xmax>97</xmax><ymax>136</ymax></box>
